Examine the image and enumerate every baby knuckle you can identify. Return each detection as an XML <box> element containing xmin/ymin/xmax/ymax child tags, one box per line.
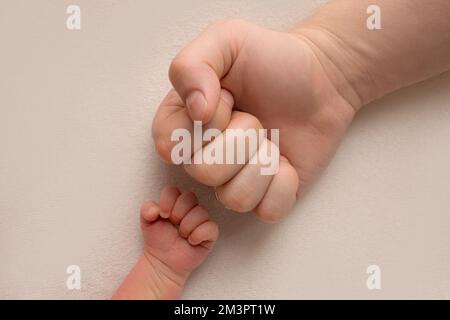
<box><xmin>195</xmin><ymin>205</ymin><xmax>209</xmax><ymax>218</ymax></box>
<box><xmin>209</xmin><ymin>222</ymin><xmax>219</xmax><ymax>238</ymax></box>
<box><xmin>181</xmin><ymin>191</ymin><xmax>197</xmax><ymax>202</ymax></box>
<box><xmin>179</xmin><ymin>224</ymin><xmax>190</xmax><ymax>237</ymax></box>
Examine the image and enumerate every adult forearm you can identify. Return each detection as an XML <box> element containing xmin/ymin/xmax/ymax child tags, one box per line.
<box><xmin>292</xmin><ymin>0</ymin><xmax>450</xmax><ymax>110</ymax></box>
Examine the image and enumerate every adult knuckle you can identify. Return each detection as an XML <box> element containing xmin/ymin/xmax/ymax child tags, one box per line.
<box><xmin>218</xmin><ymin>188</ymin><xmax>256</xmax><ymax>213</ymax></box>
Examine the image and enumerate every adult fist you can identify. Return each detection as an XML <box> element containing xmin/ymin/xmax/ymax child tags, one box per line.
<box><xmin>152</xmin><ymin>19</ymin><xmax>356</xmax><ymax>223</ymax></box>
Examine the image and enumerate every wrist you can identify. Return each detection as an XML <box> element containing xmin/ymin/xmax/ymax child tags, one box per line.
<box><xmin>143</xmin><ymin>252</ymin><xmax>189</xmax><ymax>298</ymax></box>
<box><xmin>290</xmin><ymin>25</ymin><xmax>383</xmax><ymax>112</ymax></box>
<box><xmin>113</xmin><ymin>254</ymin><xmax>187</xmax><ymax>300</ymax></box>
<box><xmin>292</xmin><ymin>0</ymin><xmax>450</xmax><ymax>113</ymax></box>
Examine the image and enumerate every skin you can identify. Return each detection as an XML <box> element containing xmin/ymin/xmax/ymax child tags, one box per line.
<box><xmin>114</xmin><ymin>0</ymin><xmax>450</xmax><ymax>300</ymax></box>
<box><xmin>113</xmin><ymin>186</ymin><xmax>219</xmax><ymax>299</ymax></box>
<box><xmin>152</xmin><ymin>0</ymin><xmax>450</xmax><ymax>223</ymax></box>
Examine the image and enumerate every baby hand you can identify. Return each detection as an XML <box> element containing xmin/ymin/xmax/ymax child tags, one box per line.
<box><xmin>141</xmin><ymin>186</ymin><xmax>219</xmax><ymax>280</ymax></box>
<box><xmin>114</xmin><ymin>186</ymin><xmax>219</xmax><ymax>299</ymax></box>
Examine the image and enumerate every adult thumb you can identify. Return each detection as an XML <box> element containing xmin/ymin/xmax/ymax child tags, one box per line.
<box><xmin>168</xmin><ymin>19</ymin><xmax>245</xmax><ymax>123</ymax></box>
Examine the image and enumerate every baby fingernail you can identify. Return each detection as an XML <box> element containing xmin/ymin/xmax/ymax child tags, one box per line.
<box><xmin>160</xmin><ymin>211</ymin><xmax>170</xmax><ymax>218</ymax></box>
<box><xmin>148</xmin><ymin>206</ymin><xmax>159</xmax><ymax>216</ymax></box>
<box><xmin>188</xmin><ymin>237</ymin><xmax>198</xmax><ymax>246</ymax></box>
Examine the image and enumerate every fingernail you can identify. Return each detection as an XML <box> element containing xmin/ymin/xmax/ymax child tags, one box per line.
<box><xmin>148</xmin><ymin>206</ymin><xmax>160</xmax><ymax>217</ymax></box>
<box><xmin>188</xmin><ymin>236</ymin><xmax>199</xmax><ymax>246</ymax></box>
<box><xmin>186</xmin><ymin>90</ymin><xmax>206</xmax><ymax>121</ymax></box>
<box><xmin>221</xmin><ymin>90</ymin><xmax>234</xmax><ymax>107</ymax></box>
<box><xmin>214</xmin><ymin>190</ymin><xmax>220</xmax><ymax>202</ymax></box>
<box><xmin>160</xmin><ymin>211</ymin><xmax>170</xmax><ymax>219</ymax></box>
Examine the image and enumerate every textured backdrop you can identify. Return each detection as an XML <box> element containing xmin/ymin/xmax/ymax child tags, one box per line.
<box><xmin>1</xmin><ymin>0</ymin><xmax>450</xmax><ymax>299</ymax></box>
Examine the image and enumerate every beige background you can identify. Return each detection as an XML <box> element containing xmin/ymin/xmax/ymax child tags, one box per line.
<box><xmin>1</xmin><ymin>0</ymin><xmax>450</xmax><ymax>299</ymax></box>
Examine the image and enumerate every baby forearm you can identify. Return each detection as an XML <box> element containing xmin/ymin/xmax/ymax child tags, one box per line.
<box><xmin>112</xmin><ymin>255</ymin><xmax>186</xmax><ymax>300</ymax></box>
<box><xmin>293</xmin><ymin>0</ymin><xmax>450</xmax><ymax>110</ymax></box>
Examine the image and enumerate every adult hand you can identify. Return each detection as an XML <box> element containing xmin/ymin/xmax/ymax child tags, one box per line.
<box><xmin>152</xmin><ymin>19</ymin><xmax>356</xmax><ymax>223</ymax></box>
